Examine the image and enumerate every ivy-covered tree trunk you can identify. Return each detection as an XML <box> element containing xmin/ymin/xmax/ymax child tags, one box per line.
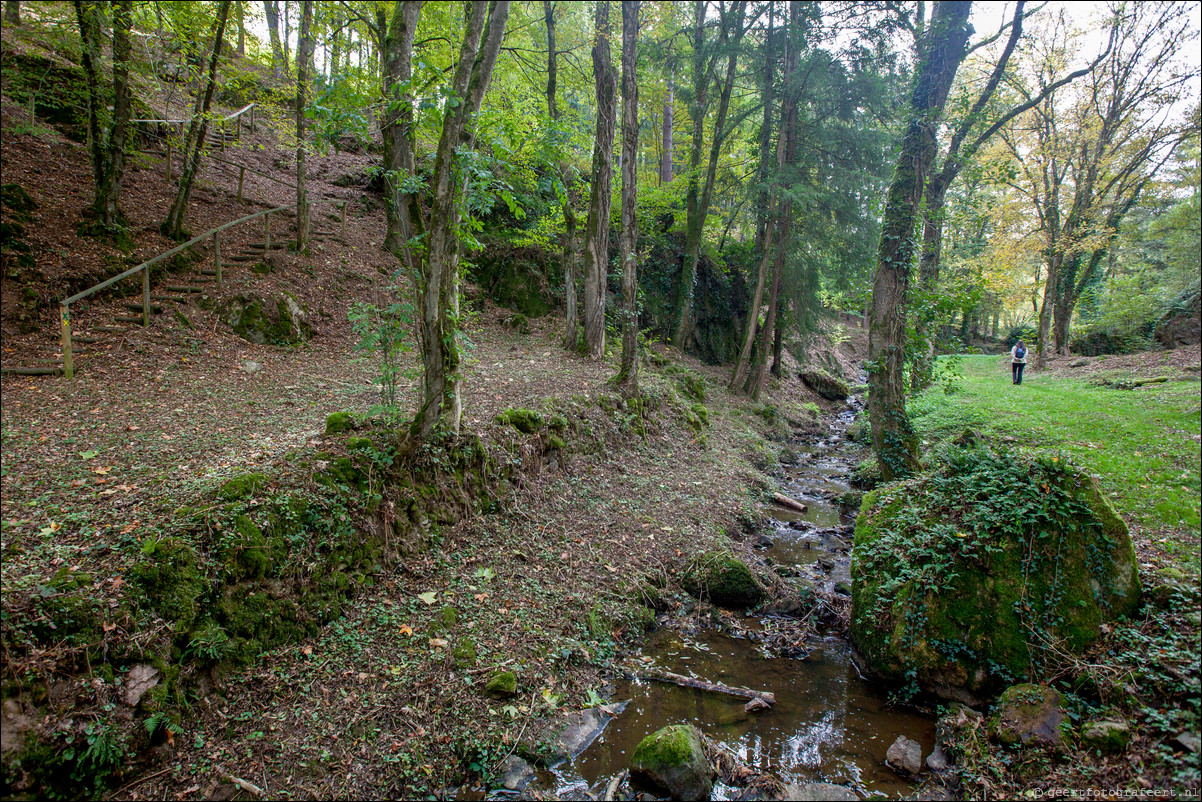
<box><xmin>413</xmin><ymin>0</ymin><xmax>510</xmax><ymax>439</ymax></box>
<box><xmin>543</xmin><ymin>1</ymin><xmax>580</xmax><ymax>351</ymax></box>
<box><xmin>910</xmin><ymin>179</ymin><xmax>948</xmax><ymax>391</ymax></box>
<box><xmin>581</xmin><ymin>0</ymin><xmax>617</xmax><ymax>361</ymax></box>
<box><xmin>263</xmin><ymin>1</ymin><xmax>285</xmax><ymax>78</ymax></box>
<box><xmin>295</xmin><ymin>0</ymin><xmax>313</xmax><ymax>251</ymax></box>
<box><xmin>162</xmin><ymin>1</ymin><xmax>230</xmax><ymax>241</ymax></box>
<box><xmin>382</xmin><ymin>1</ymin><xmax>421</xmax><ymax>264</ymax></box>
<box><xmin>613</xmin><ymin>0</ymin><xmax>640</xmax><ymax>394</ymax></box>
<box><xmin>867</xmin><ymin>0</ymin><xmax>971</xmax><ymax>480</ymax></box>
<box><xmin>75</xmin><ymin>0</ymin><xmax>133</xmax><ymax>236</ymax></box>
<box><xmin>660</xmin><ymin>81</ymin><xmax>673</xmax><ymax>185</ymax></box>
<box><xmin>671</xmin><ymin>0</ymin><xmax>747</xmax><ymax>350</ymax></box>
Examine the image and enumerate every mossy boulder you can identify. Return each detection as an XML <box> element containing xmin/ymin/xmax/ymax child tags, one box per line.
<box><xmin>1080</xmin><ymin>718</ymin><xmax>1131</xmax><ymax>754</ymax></box>
<box><xmin>221</xmin><ymin>515</ymin><xmax>271</xmax><ymax>580</ymax></box>
<box><xmin>217</xmin><ymin>472</ymin><xmax>267</xmax><ymax>501</ymax></box>
<box><xmin>629</xmin><ymin>724</ymin><xmax>714</xmax><ymax>801</ymax></box>
<box><xmin>992</xmin><ymin>684</ymin><xmax>1066</xmax><ymax>748</ymax></box>
<box><xmin>219</xmin><ymin>292</ymin><xmax>312</xmax><ymax>345</ymax></box>
<box><xmin>850</xmin><ymin>443</ymin><xmax>1141</xmax><ymax>705</ymax></box>
<box><xmin>845</xmin><ymin>416</ymin><xmax>870</xmax><ymax>444</ymax></box>
<box><xmin>128</xmin><ymin>538</ymin><xmax>206</xmax><ymax>633</ymax></box>
<box><xmin>799</xmin><ymin>368</ymin><xmax>851</xmax><ymax>401</ymax></box>
<box><xmin>496</xmin><ymin>408</ymin><xmax>544</xmax><ymax>434</ymax></box>
<box><xmin>484</xmin><ymin>671</ymin><xmax>518</xmax><ymax>699</ymax></box>
<box><xmin>849</xmin><ymin>456</ymin><xmax>881</xmax><ymax>490</ymax></box>
<box><xmin>683</xmin><ymin>551</ymin><xmax>765</xmax><ymax>608</ymax></box>
<box><xmin>325</xmin><ymin>411</ymin><xmax>354</xmax><ymax>435</ymax></box>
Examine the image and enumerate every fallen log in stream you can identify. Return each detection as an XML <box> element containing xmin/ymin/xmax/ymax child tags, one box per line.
<box><xmin>629</xmin><ymin>666</ymin><xmax>776</xmax><ymax>706</ymax></box>
<box><xmin>771</xmin><ymin>492</ymin><xmax>807</xmax><ymax>513</ymax></box>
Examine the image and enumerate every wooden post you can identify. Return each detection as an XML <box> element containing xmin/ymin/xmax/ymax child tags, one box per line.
<box><xmin>166</xmin><ymin>138</ymin><xmax>172</xmax><ymax>182</ymax></box>
<box><xmin>264</xmin><ymin>212</ymin><xmax>271</xmax><ymax>252</ymax></box>
<box><xmin>340</xmin><ymin>202</ymin><xmax>347</xmax><ymax>238</ymax></box>
<box><xmin>219</xmin><ymin>122</ymin><xmax>225</xmax><ymax>151</ymax></box>
<box><xmin>214</xmin><ymin>230</ymin><xmax>222</xmax><ymax>289</ymax></box>
<box><xmin>60</xmin><ymin>304</ymin><xmax>74</xmax><ymax>380</ymax></box>
<box><xmin>250</xmin><ymin>105</ymin><xmax>255</xmax><ymax>133</ymax></box>
<box><xmin>142</xmin><ymin>266</ymin><xmax>150</xmax><ymax>326</ymax></box>
<box><xmin>237</xmin><ymin>166</ymin><xmax>245</xmax><ymax>202</ymax></box>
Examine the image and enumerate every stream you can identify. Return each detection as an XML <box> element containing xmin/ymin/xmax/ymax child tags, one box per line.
<box><xmin>503</xmin><ymin>399</ymin><xmax>936</xmax><ymax>800</ymax></box>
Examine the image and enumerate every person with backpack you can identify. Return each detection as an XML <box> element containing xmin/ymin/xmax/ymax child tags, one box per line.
<box><xmin>1011</xmin><ymin>339</ymin><xmax>1028</xmax><ymax>384</ymax></box>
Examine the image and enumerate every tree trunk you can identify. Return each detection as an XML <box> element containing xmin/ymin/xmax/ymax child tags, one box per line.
<box><xmin>163</xmin><ymin>1</ymin><xmax>230</xmax><ymax>240</ymax></box>
<box><xmin>544</xmin><ymin>1</ymin><xmax>580</xmax><ymax>351</ymax></box>
<box><xmin>264</xmin><ymin>1</ymin><xmax>284</xmax><ymax>77</ymax></box>
<box><xmin>283</xmin><ymin>0</ymin><xmax>291</xmax><ymax>67</ymax></box>
<box><xmin>295</xmin><ymin>0</ymin><xmax>313</xmax><ymax>251</ymax></box>
<box><xmin>382</xmin><ymin>2</ymin><xmax>421</xmax><ymax>261</ymax></box>
<box><xmin>614</xmin><ymin>1</ymin><xmax>640</xmax><ymax>393</ymax></box>
<box><xmin>729</xmin><ymin>200</ymin><xmax>775</xmax><ymax>392</ymax></box>
<box><xmin>910</xmin><ymin>178</ymin><xmax>947</xmax><ymax>392</ymax></box>
<box><xmin>74</xmin><ymin>0</ymin><xmax>133</xmax><ymax>234</ymax></box>
<box><xmin>414</xmin><ymin>0</ymin><xmax>511</xmax><ymax>439</ymax></box>
<box><xmin>4</xmin><ymin>1</ymin><xmax>19</xmax><ymax>25</ymax></box>
<box><xmin>671</xmin><ymin>0</ymin><xmax>747</xmax><ymax>350</ymax></box>
<box><xmin>582</xmin><ymin>0</ymin><xmax>617</xmax><ymax>362</ymax></box>
<box><xmin>660</xmin><ymin>81</ymin><xmax>673</xmax><ymax>185</ymax></box>
<box><xmin>236</xmin><ymin>0</ymin><xmax>245</xmax><ymax>55</ymax></box>
<box><xmin>867</xmin><ymin>0</ymin><xmax>971</xmax><ymax>480</ymax></box>
<box><xmin>330</xmin><ymin>24</ymin><xmax>341</xmax><ymax>79</ymax></box>
<box><xmin>750</xmin><ymin>205</ymin><xmax>788</xmax><ymax>400</ymax></box>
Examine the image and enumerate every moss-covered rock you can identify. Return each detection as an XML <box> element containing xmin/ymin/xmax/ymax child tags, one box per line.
<box><xmin>217</xmin><ymin>472</ymin><xmax>267</xmax><ymax>501</ymax></box>
<box><xmin>845</xmin><ymin>416</ymin><xmax>870</xmax><ymax>444</ymax></box>
<box><xmin>325</xmin><ymin>411</ymin><xmax>354</xmax><ymax>435</ymax></box>
<box><xmin>1080</xmin><ymin>718</ymin><xmax>1130</xmax><ymax>754</ymax></box>
<box><xmin>850</xmin><ymin>456</ymin><xmax>881</xmax><ymax>490</ymax></box>
<box><xmin>219</xmin><ymin>292</ymin><xmax>312</xmax><ymax>345</ymax></box>
<box><xmin>496</xmin><ymin>408</ymin><xmax>544</xmax><ymax>434</ymax></box>
<box><xmin>850</xmin><ymin>443</ymin><xmax>1141</xmax><ymax>704</ymax></box>
<box><xmin>452</xmin><ymin>639</ymin><xmax>477</xmax><ymax>668</ymax></box>
<box><xmin>629</xmin><ymin>724</ymin><xmax>713</xmax><ymax>801</ymax></box>
<box><xmin>222</xmin><ymin>515</ymin><xmax>271</xmax><ymax>580</ymax></box>
<box><xmin>993</xmin><ymin>684</ymin><xmax>1066</xmax><ymax>748</ymax></box>
<box><xmin>682</xmin><ymin>551</ymin><xmax>765</xmax><ymax>608</ymax></box>
<box><xmin>799</xmin><ymin>368</ymin><xmax>851</xmax><ymax>400</ymax></box>
<box><xmin>128</xmin><ymin>538</ymin><xmax>206</xmax><ymax>633</ymax></box>
<box><xmin>485</xmin><ymin>670</ymin><xmax>518</xmax><ymax>699</ymax></box>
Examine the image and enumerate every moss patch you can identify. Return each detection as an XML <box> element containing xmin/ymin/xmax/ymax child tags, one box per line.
<box><xmin>484</xmin><ymin>671</ymin><xmax>517</xmax><ymax>699</ymax></box>
<box><xmin>496</xmin><ymin>408</ymin><xmax>544</xmax><ymax>434</ymax></box>
<box><xmin>128</xmin><ymin>538</ymin><xmax>206</xmax><ymax>634</ymax></box>
<box><xmin>682</xmin><ymin>551</ymin><xmax>765</xmax><ymax>608</ymax></box>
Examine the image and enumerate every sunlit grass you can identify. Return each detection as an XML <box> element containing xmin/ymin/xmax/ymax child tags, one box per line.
<box><xmin>908</xmin><ymin>355</ymin><xmax>1201</xmax><ymax>568</ymax></box>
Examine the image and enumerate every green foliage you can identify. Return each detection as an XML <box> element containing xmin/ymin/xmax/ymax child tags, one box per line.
<box><xmin>349</xmin><ymin>282</ymin><xmax>417</xmax><ymax>428</ymax></box>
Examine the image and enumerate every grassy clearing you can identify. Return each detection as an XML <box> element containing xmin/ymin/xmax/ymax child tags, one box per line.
<box><xmin>908</xmin><ymin>355</ymin><xmax>1201</xmax><ymax>568</ymax></box>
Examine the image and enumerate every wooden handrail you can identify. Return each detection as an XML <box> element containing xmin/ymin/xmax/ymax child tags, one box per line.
<box><xmin>131</xmin><ymin>102</ymin><xmax>256</xmax><ymax>126</ymax></box>
<box><xmin>59</xmin><ymin>198</ymin><xmax>346</xmax><ymax>379</ymax></box>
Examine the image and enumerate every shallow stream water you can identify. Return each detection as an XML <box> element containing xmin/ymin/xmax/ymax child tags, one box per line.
<box><xmin>512</xmin><ymin>400</ymin><xmax>936</xmax><ymax>800</ymax></box>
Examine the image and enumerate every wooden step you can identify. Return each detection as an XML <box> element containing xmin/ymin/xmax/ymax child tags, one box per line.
<box><xmin>165</xmin><ymin>286</ymin><xmax>204</xmax><ymax>294</ymax></box>
<box><xmin>73</xmin><ymin>336</ymin><xmax>100</xmax><ymax>344</ymax></box>
<box><xmin>114</xmin><ymin>315</ymin><xmax>145</xmax><ymax>324</ymax></box>
<box><xmin>199</xmin><ymin>268</ymin><xmax>218</xmax><ymax>276</ymax></box>
<box><xmin>191</xmin><ymin>276</ymin><xmax>215</xmax><ymax>283</ymax></box>
<box><xmin>1</xmin><ymin>365</ymin><xmax>63</xmax><ymax>376</ymax></box>
<box><xmin>227</xmin><ymin>254</ymin><xmax>262</xmax><ymax>262</ymax></box>
<box><xmin>123</xmin><ymin>303</ymin><xmax>164</xmax><ymax>314</ymax></box>
<box><xmin>151</xmin><ymin>294</ymin><xmax>188</xmax><ymax>303</ymax></box>
<box><xmin>92</xmin><ymin>325</ymin><xmax>129</xmax><ymax>333</ymax></box>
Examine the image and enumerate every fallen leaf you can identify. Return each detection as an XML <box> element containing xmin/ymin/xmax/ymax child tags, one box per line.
<box><xmin>399</xmin><ymin>624</ymin><xmax>413</xmax><ymax>637</ymax></box>
<box><xmin>93</xmin><ymin>466</ymin><xmax>112</xmax><ymax>475</ymax></box>
<box><xmin>102</xmin><ymin>622</ymin><xmax>117</xmax><ymax>633</ymax></box>
<box><xmin>417</xmin><ymin>591</ymin><xmax>437</xmax><ymax>605</ymax></box>
<box><xmin>429</xmin><ymin>638</ymin><xmax>447</xmax><ymax>648</ymax></box>
<box><xmin>605</xmin><ymin>564</ymin><xmax>617</xmax><ymax>572</ymax></box>
<box><xmin>473</xmin><ymin>593</ymin><xmax>488</xmax><ymax>602</ymax></box>
<box><xmin>79</xmin><ymin>450</ymin><xmax>99</xmax><ymax>460</ymax></box>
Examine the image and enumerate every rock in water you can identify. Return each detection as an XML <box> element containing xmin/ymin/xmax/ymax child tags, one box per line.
<box><xmin>850</xmin><ymin>442</ymin><xmax>1140</xmax><ymax>704</ymax></box>
<box><xmin>995</xmin><ymin>684</ymin><xmax>1066</xmax><ymax>748</ymax></box>
<box><xmin>630</xmin><ymin>724</ymin><xmax>714</xmax><ymax>800</ymax></box>
<box><xmin>885</xmin><ymin>735</ymin><xmax>923</xmax><ymax>775</ymax></box>
<box><xmin>798</xmin><ymin>368</ymin><xmax>851</xmax><ymax>401</ymax></box>
<box><xmin>780</xmin><ymin>782</ymin><xmax>859</xmax><ymax>800</ymax></box>
<box><xmin>925</xmin><ymin>743</ymin><xmax>950</xmax><ymax>772</ymax></box>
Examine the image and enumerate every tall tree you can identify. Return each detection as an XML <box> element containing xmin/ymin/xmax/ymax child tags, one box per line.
<box><xmin>163</xmin><ymin>0</ymin><xmax>231</xmax><ymax>240</ymax></box>
<box><xmin>235</xmin><ymin>0</ymin><xmax>245</xmax><ymax>55</ymax></box>
<box><xmin>670</xmin><ymin>0</ymin><xmax>749</xmax><ymax>350</ymax></box>
<box><xmin>582</xmin><ymin>0</ymin><xmax>618</xmax><ymax>361</ymax></box>
<box><xmin>381</xmin><ymin>1</ymin><xmax>421</xmax><ymax>262</ymax></box>
<box><xmin>263</xmin><ymin>1</ymin><xmax>285</xmax><ymax>77</ymax></box>
<box><xmin>543</xmin><ymin>1</ymin><xmax>581</xmax><ymax>351</ymax></box>
<box><xmin>867</xmin><ymin>0</ymin><xmax>972</xmax><ymax>480</ymax></box>
<box><xmin>614</xmin><ymin>1</ymin><xmax>640</xmax><ymax>393</ymax></box>
<box><xmin>660</xmin><ymin>80</ymin><xmax>673</xmax><ymax>184</ymax></box>
<box><xmin>74</xmin><ymin>0</ymin><xmax>134</xmax><ymax>237</ymax></box>
<box><xmin>295</xmin><ymin>0</ymin><xmax>313</xmax><ymax>250</ymax></box>
<box><xmin>412</xmin><ymin>0</ymin><xmax>511</xmax><ymax>438</ymax></box>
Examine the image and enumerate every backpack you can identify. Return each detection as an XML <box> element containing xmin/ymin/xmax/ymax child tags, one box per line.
<box><xmin>1015</xmin><ymin>344</ymin><xmax>1027</xmax><ymax>360</ymax></box>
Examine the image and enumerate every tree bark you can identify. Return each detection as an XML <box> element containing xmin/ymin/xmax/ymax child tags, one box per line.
<box><xmin>867</xmin><ymin>0</ymin><xmax>971</xmax><ymax>480</ymax></box>
<box><xmin>163</xmin><ymin>0</ymin><xmax>230</xmax><ymax>240</ymax></box>
<box><xmin>382</xmin><ymin>1</ymin><xmax>421</xmax><ymax>261</ymax></box>
<box><xmin>295</xmin><ymin>0</ymin><xmax>313</xmax><ymax>251</ymax></box>
<box><xmin>614</xmin><ymin>1</ymin><xmax>640</xmax><ymax>394</ymax></box>
<box><xmin>263</xmin><ymin>1</ymin><xmax>284</xmax><ymax>78</ymax></box>
<box><xmin>5</xmin><ymin>1</ymin><xmax>19</xmax><ymax>25</ymax></box>
<box><xmin>543</xmin><ymin>1</ymin><xmax>580</xmax><ymax>351</ymax></box>
<box><xmin>582</xmin><ymin>0</ymin><xmax>617</xmax><ymax>361</ymax></box>
<box><xmin>283</xmin><ymin>0</ymin><xmax>291</xmax><ymax>66</ymax></box>
<box><xmin>74</xmin><ymin>0</ymin><xmax>133</xmax><ymax>234</ymax></box>
<box><xmin>671</xmin><ymin>0</ymin><xmax>747</xmax><ymax>350</ymax></box>
<box><xmin>236</xmin><ymin>0</ymin><xmax>245</xmax><ymax>55</ymax></box>
<box><xmin>750</xmin><ymin>204</ymin><xmax>787</xmax><ymax>400</ymax></box>
<box><xmin>659</xmin><ymin>81</ymin><xmax>673</xmax><ymax>185</ymax></box>
<box><xmin>413</xmin><ymin>0</ymin><xmax>511</xmax><ymax>439</ymax></box>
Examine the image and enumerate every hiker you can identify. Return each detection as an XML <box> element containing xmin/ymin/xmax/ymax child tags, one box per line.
<box><xmin>1011</xmin><ymin>339</ymin><xmax>1028</xmax><ymax>385</ymax></box>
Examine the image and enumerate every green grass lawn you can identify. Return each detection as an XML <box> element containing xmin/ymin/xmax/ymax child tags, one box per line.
<box><xmin>908</xmin><ymin>355</ymin><xmax>1201</xmax><ymax>568</ymax></box>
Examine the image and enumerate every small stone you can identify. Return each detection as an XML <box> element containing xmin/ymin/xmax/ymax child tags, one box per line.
<box><xmin>1171</xmin><ymin>731</ymin><xmax>1200</xmax><ymax>754</ymax></box>
<box><xmin>886</xmin><ymin>734</ymin><xmax>923</xmax><ymax>775</ymax></box>
<box><xmin>497</xmin><ymin>755</ymin><xmax>535</xmax><ymax>791</ymax></box>
<box><xmin>240</xmin><ymin>360</ymin><xmax>262</xmax><ymax>373</ymax></box>
<box><xmin>833</xmin><ymin>580</ymin><xmax>852</xmax><ymax>596</ymax></box>
<box><xmin>926</xmin><ymin>744</ymin><xmax>950</xmax><ymax>772</ymax></box>
<box><xmin>783</xmin><ymin>781</ymin><xmax>859</xmax><ymax>800</ymax></box>
<box><xmin>996</xmin><ymin>684</ymin><xmax>1066</xmax><ymax>748</ymax></box>
<box><xmin>1069</xmin><ymin>358</ymin><xmax>1090</xmax><ymax>367</ymax></box>
<box><xmin>1081</xmin><ymin>719</ymin><xmax>1131</xmax><ymax>753</ymax></box>
<box><xmin>122</xmin><ymin>664</ymin><xmax>160</xmax><ymax>707</ymax></box>
<box><xmin>745</xmin><ymin>697</ymin><xmax>771</xmax><ymax>714</ymax></box>
<box><xmin>483</xmin><ymin>670</ymin><xmax>517</xmax><ymax>699</ymax></box>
